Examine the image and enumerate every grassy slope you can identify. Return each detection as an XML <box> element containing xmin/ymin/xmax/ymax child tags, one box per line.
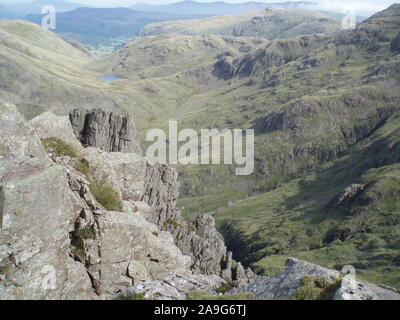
<box><xmin>215</xmin><ymin>115</ymin><xmax>400</xmax><ymax>287</ymax></box>
<box><xmin>140</xmin><ymin>7</ymin><xmax>341</xmax><ymax>40</ymax></box>
<box><xmin>0</xmin><ymin>20</ymin><xmax>121</xmax><ymax>118</ymax></box>
<box><xmin>0</xmin><ymin>6</ymin><xmax>399</xmax><ymax>288</ymax></box>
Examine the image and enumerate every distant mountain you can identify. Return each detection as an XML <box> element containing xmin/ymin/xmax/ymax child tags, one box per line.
<box><xmin>25</xmin><ymin>7</ymin><xmax>207</xmax><ymax>52</ymax></box>
<box><xmin>140</xmin><ymin>7</ymin><xmax>341</xmax><ymax>40</ymax></box>
<box><xmin>2</xmin><ymin>0</ymin><xmax>85</xmax><ymax>16</ymax></box>
<box><xmin>131</xmin><ymin>1</ymin><xmax>317</xmax><ymax>16</ymax></box>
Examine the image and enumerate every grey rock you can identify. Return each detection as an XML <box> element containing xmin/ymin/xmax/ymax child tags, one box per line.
<box><xmin>73</xmin><ymin>209</ymin><xmax>191</xmax><ymax>297</ymax></box>
<box><xmin>82</xmin><ymin>147</ymin><xmax>147</xmax><ymax>202</ymax></box>
<box><xmin>230</xmin><ymin>258</ymin><xmax>340</xmax><ymax>300</ymax></box>
<box><xmin>0</xmin><ymin>102</ymin><xmax>47</xmax><ymax>159</ymax></box>
<box><xmin>121</xmin><ymin>273</ymin><xmax>226</xmax><ymax>300</ymax></box>
<box><xmin>0</xmin><ymin>157</ymin><xmax>94</xmax><ymax>300</ymax></box>
<box><xmin>140</xmin><ymin>164</ymin><xmax>252</xmax><ymax>282</ymax></box>
<box><xmin>69</xmin><ymin>109</ymin><xmax>142</xmax><ymax>154</ymax></box>
<box><xmin>30</xmin><ymin>112</ymin><xmax>85</xmax><ymax>155</ymax></box>
<box><xmin>334</xmin><ymin>277</ymin><xmax>400</xmax><ymax>300</ymax></box>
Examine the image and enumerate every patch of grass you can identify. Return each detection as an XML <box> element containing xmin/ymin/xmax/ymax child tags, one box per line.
<box><xmin>42</xmin><ymin>137</ymin><xmax>78</xmax><ymax>160</ymax></box>
<box><xmin>288</xmin><ymin>276</ymin><xmax>341</xmax><ymax>300</ymax></box>
<box><xmin>73</xmin><ymin>227</ymin><xmax>95</xmax><ymax>240</ymax></box>
<box><xmin>0</xmin><ymin>263</ymin><xmax>14</xmax><ymax>278</ymax></box>
<box><xmin>187</xmin><ymin>290</ymin><xmax>255</xmax><ymax>300</ymax></box>
<box><xmin>74</xmin><ymin>159</ymin><xmax>91</xmax><ymax>179</ymax></box>
<box><xmin>117</xmin><ymin>293</ymin><xmax>147</xmax><ymax>300</ymax></box>
<box><xmin>89</xmin><ymin>179</ymin><xmax>123</xmax><ymax>212</ymax></box>
<box><xmin>215</xmin><ymin>283</ymin><xmax>235</xmax><ymax>294</ymax></box>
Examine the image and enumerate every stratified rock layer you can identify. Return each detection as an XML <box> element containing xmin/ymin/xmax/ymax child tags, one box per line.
<box><xmin>69</xmin><ymin>109</ymin><xmax>142</xmax><ymax>154</ymax></box>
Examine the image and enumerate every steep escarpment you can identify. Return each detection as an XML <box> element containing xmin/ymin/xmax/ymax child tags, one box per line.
<box><xmin>0</xmin><ymin>104</ymin><xmax>254</xmax><ymax>299</ymax></box>
<box><xmin>69</xmin><ymin>109</ymin><xmax>142</xmax><ymax>154</ymax></box>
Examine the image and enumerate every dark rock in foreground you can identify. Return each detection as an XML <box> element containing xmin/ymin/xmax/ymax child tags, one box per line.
<box><xmin>69</xmin><ymin>109</ymin><xmax>142</xmax><ymax>154</ymax></box>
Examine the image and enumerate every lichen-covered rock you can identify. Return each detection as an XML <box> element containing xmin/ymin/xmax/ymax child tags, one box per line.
<box><xmin>120</xmin><ymin>273</ymin><xmax>226</xmax><ymax>300</ymax></box>
<box><xmin>30</xmin><ymin>112</ymin><xmax>85</xmax><ymax>154</ymax></box>
<box><xmin>73</xmin><ymin>209</ymin><xmax>191</xmax><ymax>297</ymax></box>
<box><xmin>0</xmin><ymin>102</ymin><xmax>47</xmax><ymax>159</ymax></box>
<box><xmin>334</xmin><ymin>277</ymin><xmax>400</xmax><ymax>300</ymax></box>
<box><xmin>0</xmin><ymin>158</ymin><xmax>94</xmax><ymax>300</ymax></box>
<box><xmin>140</xmin><ymin>165</ymin><xmax>253</xmax><ymax>283</ymax></box>
<box><xmin>69</xmin><ymin>109</ymin><xmax>142</xmax><ymax>154</ymax></box>
<box><xmin>82</xmin><ymin>147</ymin><xmax>147</xmax><ymax>202</ymax></box>
<box><xmin>229</xmin><ymin>258</ymin><xmax>340</xmax><ymax>300</ymax></box>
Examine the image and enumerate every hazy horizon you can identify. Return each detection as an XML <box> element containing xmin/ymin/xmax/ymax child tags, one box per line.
<box><xmin>1</xmin><ymin>0</ymin><xmax>399</xmax><ymax>16</ymax></box>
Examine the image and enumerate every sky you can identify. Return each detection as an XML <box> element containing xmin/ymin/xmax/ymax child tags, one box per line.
<box><xmin>1</xmin><ymin>0</ymin><xmax>398</xmax><ymax>16</ymax></box>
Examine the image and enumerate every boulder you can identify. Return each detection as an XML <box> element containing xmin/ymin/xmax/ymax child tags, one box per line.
<box><xmin>229</xmin><ymin>258</ymin><xmax>340</xmax><ymax>300</ymax></box>
<box><xmin>334</xmin><ymin>277</ymin><xmax>400</xmax><ymax>300</ymax></box>
<box><xmin>0</xmin><ymin>102</ymin><xmax>47</xmax><ymax>159</ymax></box>
<box><xmin>30</xmin><ymin>112</ymin><xmax>85</xmax><ymax>154</ymax></box>
<box><xmin>0</xmin><ymin>157</ymin><xmax>94</xmax><ymax>300</ymax></box>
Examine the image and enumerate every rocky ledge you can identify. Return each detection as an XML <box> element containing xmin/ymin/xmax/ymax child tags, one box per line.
<box><xmin>1</xmin><ymin>103</ymin><xmax>398</xmax><ymax>300</ymax></box>
<box><xmin>0</xmin><ymin>103</ymin><xmax>251</xmax><ymax>299</ymax></box>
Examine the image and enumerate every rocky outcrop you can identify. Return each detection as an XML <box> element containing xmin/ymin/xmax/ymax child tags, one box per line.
<box><xmin>140</xmin><ymin>164</ymin><xmax>254</xmax><ymax>284</ymax></box>
<box><xmin>0</xmin><ymin>104</ymin><xmax>94</xmax><ymax>300</ymax></box>
<box><xmin>68</xmin><ymin>109</ymin><xmax>142</xmax><ymax>154</ymax></box>
<box><xmin>327</xmin><ymin>184</ymin><xmax>366</xmax><ymax>208</ymax></box>
<box><xmin>0</xmin><ymin>102</ymin><xmax>47</xmax><ymax>159</ymax></box>
<box><xmin>230</xmin><ymin>258</ymin><xmax>340</xmax><ymax>300</ymax></box>
<box><xmin>390</xmin><ymin>32</ymin><xmax>400</xmax><ymax>52</ymax></box>
<box><xmin>120</xmin><ymin>273</ymin><xmax>226</xmax><ymax>300</ymax></box>
<box><xmin>335</xmin><ymin>277</ymin><xmax>400</xmax><ymax>300</ymax></box>
<box><xmin>213</xmin><ymin>35</ymin><xmax>329</xmax><ymax>79</ymax></box>
<box><xmin>1</xmin><ymin>105</ymin><xmax>234</xmax><ymax>299</ymax></box>
<box><xmin>30</xmin><ymin>112</ymin><xmax>85</xmax><ymax>154</ymax></box>
<box><xmin>30</xmin><ymin>108</ymin><xmax>251</xmax><ymax>295</ymax></box>
<box><xmin>230</xmin><ymin>258</ymin><xmax>400</xmax><ymax>300</ymax></box>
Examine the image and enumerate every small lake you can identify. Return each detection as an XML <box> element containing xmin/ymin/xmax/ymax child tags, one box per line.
<box><xmin>97</xmin><ymin>74</ymin><xmax>125</xmax><ymax>83</ymax></box>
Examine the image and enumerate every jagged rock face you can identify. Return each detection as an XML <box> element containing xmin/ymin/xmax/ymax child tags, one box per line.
<box><xmin>69</xmin><ymin>109</ymin><xmax>142</xmax><ymax>154</ymax></box>
<box><xmin>140</xmin><ymin>165</ymin><xmax>253</xmax><ymax>284</ymax></box>
<box><xmin>1</xmin><ymin>106</ymin><xmax>250</xmax><ymax>299</ymax></box>
<box><xmin>27</xmin><ymin>108</ymin><xmax>235</xmax><ymax>297</ymax></box>
<box><xmin>73</xmin><ymin>208</ymin><xmax>191</xmax><ymax>297</ymax></box>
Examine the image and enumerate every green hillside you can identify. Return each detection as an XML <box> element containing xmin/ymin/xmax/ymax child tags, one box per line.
<box><xmin>0</xmin><ymin>5</ymin><xmax>399</xmax><ymax>289</ymax></box>
<box><xmin>140</xmin><ymin>7</ymin><xmax>341</xmax><ymax>40</ymax></box>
